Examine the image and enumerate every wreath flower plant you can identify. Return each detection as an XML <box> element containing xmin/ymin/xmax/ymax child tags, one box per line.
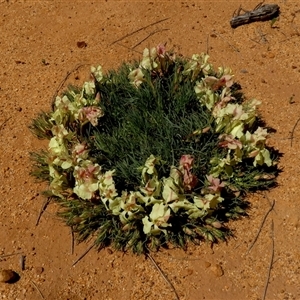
<box><xmin>30</xmin><ymin>45</ymin><xmax>278</xmax><ymax>254</ymax></box>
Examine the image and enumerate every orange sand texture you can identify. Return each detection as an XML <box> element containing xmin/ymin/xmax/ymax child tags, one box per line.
<box><xmin>0</xmin><ymin>1</ymin><xmax>299</xmax><ymax>299</ymax></box>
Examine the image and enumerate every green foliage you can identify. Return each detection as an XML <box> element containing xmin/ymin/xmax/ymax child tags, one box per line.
<box><xmin>91</xmin><ymin>62</ymin><xmax>217</xmax><ymax>191</ymax></box>
<box><xmin>29</xmin><ymin>45</ymin><xmax>279</xmax><ymax>254</ymax></box>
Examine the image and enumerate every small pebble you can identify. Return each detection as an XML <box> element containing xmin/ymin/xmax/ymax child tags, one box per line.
<box><xmin>240</xmin><ymin>69</ymin><xmax>248</xmax><ymax>74</ymax></box>
<box><xmin>77</xmin><ymin>41</ymin><xmax>87</xmax><ymax>48</ymax></box>
<box><xmin>106</xmin><ymin>248</ymin><xmax>113</xmax><ymax>255</ymax></box>
<box><xmin>267</xmin><ymin>52</ymin><xmax>275</xmax><ymax>59</ymax></box>
<box><xmin>210</xmin><ymin>264</ymin><xmax>224</xmax><ymax>277</ymax></box>
<box><xmin>0</xmin><ymin>269</ymin><xmax>18</xmax><ymax>283</ymax></box>
<box><xmin>34</xmin><ymin>267</ymin><xmax>44</xmax><ymax>275</ymax></box>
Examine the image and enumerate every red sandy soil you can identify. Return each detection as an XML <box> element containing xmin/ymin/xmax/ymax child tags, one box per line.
<box><xmin>0</xmin><ymin>1</ymin><xmax>299</xmax><ymax>299</ymax></box>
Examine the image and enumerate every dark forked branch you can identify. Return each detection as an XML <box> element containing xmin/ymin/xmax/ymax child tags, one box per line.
<box><xmin>230</xmin><ymin>3</ymin><xmax>280</xmax><ymax>28</ymax></box>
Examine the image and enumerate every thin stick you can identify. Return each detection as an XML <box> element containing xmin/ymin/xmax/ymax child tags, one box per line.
<box><xmin>72</xmin><ymin>243</ymin><xmax>95</xmax><ymax>267</ymax></box>
<box><xmin>264</xmin><ymin>192</ymin><xmax>277</xmax><ymax>214</ymax></box>
<box><xmin>262</xmin><ymin>220</ymin><xmax>275</xmax><ymax>300</ymax></box>
<box><xmin>35</xmin><ymin>197</ymin><xmax>51</xmax><ymax>226</ymax></box>
<box><xmin>131</xmin><ymin>29</ymin><xmax>169</xmax><ymax>50</ymax></box>
<box><xmin>115</xmin><ymin>42</ymin><xmax>142</xmax><ymax>54</ymax></box>
<box><xmin>70</xmin><ymin>228</ymin><xmax>75</xmax><ymax>255</ymax></box>
<box><xmin>0</xmin><ymin>116</ymin><xmax>12</xmax><ymax>131</ymax></box>
<box><xmin>256</xmin><ymin>27</ymin><xmax>268</xmax><ymax>43</ymax></box>
<box><xmin>246</xmin><ymin>199</ymin><xmax>275</xmax><ymax>254</ymax></box>
<box><xmin>290</xmin><ymin>116</ymin><xmax>300</xmax><ymax>147</ymax></box>
<box><xmin>51</xmin><ymin>63</ymin><xmax>89</xmax><ymax>107</ymax></box>
<box><xmin>212</xmin><ymin>30</ymin><xmax>240</xmax><ymax>52</ymax></box>
<box><xmin>0</xmin><ymin>252</ymin><xmax>23</xmax><ymax>259</ymax></box>
<box><xmin>20</xmin><ymin>255</ymin><xmax>25</xmax><ymax>271</ymax></box>
<box><xmin>206</xmin><ymin>34</ymin><xmax>209</xmax><ymax>54</ymax></box>
<box><xmin>31</xmin><ymin>280</ymin><xmax>45</xmax><ymax>300</ymax></box>
<box><xmin>146</xmin><ymin>253</ymin><xmax>180</xmax><ymax>300</ymax></box>
<box><xmin>110</xmin><ymin>17</ymin><xmax>170</xmax><ymax>45</ymax></box>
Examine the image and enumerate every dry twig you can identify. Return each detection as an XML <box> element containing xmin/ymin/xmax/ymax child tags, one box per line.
<box><xmin>0</xmin><ymin>116</ymin><xmax>12</xmax><ymax>131</ymax></box>
<box><xmin>246</xmin><ymin>199</ymin><xmax>275</xmax><ymax>254</ymax></box>
<box><xmin>110</xmin><ymin>17</ymin><xmax>170</xmax><ymax>45</ymax></box>
<box><xmin>114</xmin><ymin>43</ymin><xmax>142</xmax><ymax>54</ymax></box>
<box><xmin>262</xmin><ymin>220</ymin><xmax>275</xmax><ymax>300</ymax></box>
<box><xmin>212</xmin><ymin>30</ymin><xmax>240</xmax><ymax>52</ymax></box>
<box><xmin>51</xmin><ymin>63</ymin><xmax>89</xmax><ymax>108</ymax></box>
<box><xmin>131</xmin><ymin>28</ymin><xmax>169</xmax><ymax>50</ymax></box>
<box><xmin>257</xmin><ymin>27</ymin><xmax>268</xmax><ymax>43</ymax></box>
<box><xmin>20</xmin><ymin>255</ymin><xmax>25</xmax><ymax>271</ymax></box>
<box><xmin>72</xmin><ymin>243</ymin><xmax>95</xmax><ymax>267</ymax></box>
<box><xmin>35</xmin><ymin>197</ymin><xmax>51</xmax><ymax>226</ymax></box>
<box><xmin>206</xmin><ymin>34</ymin><xmax>209</xmax><ymax>54</ymax></box>
<box><xmin>290</xmin><ymin>116</ymin><xmax>300</xmax><ymax>147</ymax></box>
<box><xmin>70</xmin><ymin>227</ymin><xmax>75</xmax><ymax>255</ymax></box>
<box><xmin>31</xmin><ymin>280</ymin><xmax>45</xmax><ymax>300</ymax></box>
<box><xmin>230</xmin><ymin>3</ymin><xmax>280</xmax><ymax>29</ymax></box>
<box><xmin>264</xmin><ymin>192</ymin><xmax>277</xmax><ymax>214</ymax></box>
<box><xmin>0</xmin><ymin>252</ymin><xmax>23</xmax><ymax>259</ymax></box>
<box><xmin>146</xmin><ymin>253</ymin><xmax>180</xmax><ymax>300</ymax></box>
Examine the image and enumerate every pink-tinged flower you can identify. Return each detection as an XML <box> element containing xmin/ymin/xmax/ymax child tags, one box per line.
<box><xmin>74</xmin><ymin>162</ymin><xmax>101</xmax><ymax>184</ymax></box>
<box><xmin>74</xmin><ymin>143</ymin><xmax>86</xmax><ymax>155</ymax></box>
<box><xmin>220</xmin><ymin>75</ymin><xmax>234</xmax><ymax>88</ymax></box>
<box><xmin>179</xmin><ymin>155</ymin><xmax>194</xmax><ymax>169</ymax></box>
<box><xmin>204</xmin><ymin>76</ymin><xmax>218</xmax><ymax>87</ymax></box>
<box><xmin>72</xmin><ymin>143</ymin><xmax>89</xmax><ymax>160</ymax></box>
<box><xmin>73</xmin><ymin>161</ymin><xmax>101</xmax><ymax>199</ymax></box>
<box><xmin>206</xmin><ymin>175</ymin><xmax>225</xmax><ymax>193</ymax></box>
<box><xmin>179</xmin><ymin>155</ymin><xmax>198</xmax><ymax>191</ymax></box>
<box><xmin>204</xmin><ymin>75</ymin><xmax>233</xmax><ymax>90</ymax></box>
<box><xmin>156</xmin><ymin>44</ymin><xmax>166</xmax><ymax>57</ymax></box>
<box><xmin>218</xmin><ymin>134</ymin><xmax>243</xmax><ymax>150</ymax></box>
<box><xmin>78</xmin><ymin>106</ymin><xmax>104</xmax><ymax>126</ymax></box>
<box><xmin>182</xmin><ymin>170</ymin><xmax>198</xmax><ymax>191</ymax></box>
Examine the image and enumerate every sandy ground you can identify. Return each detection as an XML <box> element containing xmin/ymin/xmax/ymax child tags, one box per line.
<box><xmin>0</xmin><ymin>1</ymin><xmax>299</xmax><ymax>299</ymax></box>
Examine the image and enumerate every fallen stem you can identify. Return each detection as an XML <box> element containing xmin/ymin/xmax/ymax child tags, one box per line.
<box><xmin>262</xmin><ymin>219</ymin><xmax>275</xmax><ymax>300</ymax></box>
<box><xmin>110</xmin><ymin>17</ymin><xmax>170</xmax><ymax>45</ymax></box>
<box><xmin>0</xmin><ymin>252</ymin><xmax>23</xmax><ymax>259</ymax></box>
<box><xmin>51</xmin><ymin>63</ymin><xmax>89</xmax><ymax>108</ymax></box>
<box><xmin>131</xmin><ymin>29</ymin><xmax>169</xmax><ymax>50</ymax></box>
<box><xmin>72</xmin><ymin>243</ymin><xmax>95</xmax><ymax>267</ymax></box>
<box><xmin>290</xmin><ymin>116</ymin><xmax>300</xmax><ymax>147</ymax></box>
<box><xmin>264</xmin><ymin>192</ymin><xmax>277</xmax><ymax>214</ymax></box>
<box><xmin>206</xmin><ymin>34</ymin><xmax>209</xmax><ymax>54</ymax></box>
<box><xmin>0</xmin><ymin>116</ymin><xmax>12</xmax><ymax>131</ymax></box>
<box><xmin>147</xmin><ymin>253</ymin><xmax>180</xmax><ymax>300</ymax></box>
<box><xmin>70</xmin><ymin>227</ymin><xmax>75</xmax><ymax>255</ymax></box>
<box><xmin>212</xmin><ymin>30</ymin><xmax>240</xmax><ymax>52</ymax></box>
<box><xmin>115</xmin><ymin>42</ymin><xmax>142</xmax><ymax>54</ymax></box>
<box><xmin>246</xmin><ymin>199</ymin><xmax>275</xmax><ymax>254</ymax></box>
<box><xmin>31</xmin><ymin>280</ymin><xmax>45</xmax><ymax>300</ymax></box>
<box><xmin>36</xmin><ymin>197</ymin><xmax>51</xmax><ymax>226</ymax></box>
